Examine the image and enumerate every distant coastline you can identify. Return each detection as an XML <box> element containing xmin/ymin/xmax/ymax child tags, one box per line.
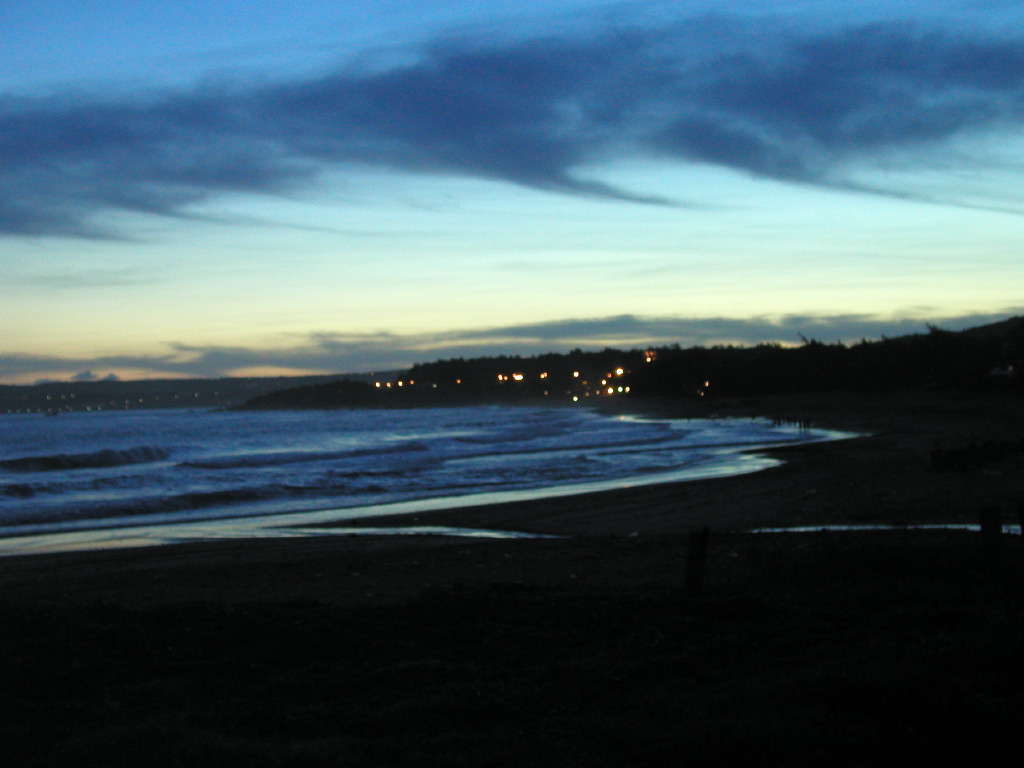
<box><xmin>3</xmin><ymin>316</ymin><xmax>1019</xmax><ymax>415</ymax></box>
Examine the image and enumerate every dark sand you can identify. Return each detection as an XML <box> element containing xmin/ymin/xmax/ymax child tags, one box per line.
<box><xmin>2</xmin><ymin>391</ymin><xmax>1023</xmax><ymax>766</ymax></box>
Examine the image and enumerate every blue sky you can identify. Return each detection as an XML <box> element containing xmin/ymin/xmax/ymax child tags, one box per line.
<box><xmin>2</xmin><ymin>0</ymin><xmax>1022</xmax><ymax>383</ymax></box>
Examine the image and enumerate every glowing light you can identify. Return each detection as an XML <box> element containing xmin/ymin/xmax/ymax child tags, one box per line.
<box><xmin>615</xmin><ymin>368</ymin><xmax>624</xmax><ymax>376</ymax></box>
<box><xmin>572</xmin><ymin>371</ymin><xmax>580</xmax><ymax>378</ymax></box>
<box><xmin>374</xmin><ymin>382</ymin><xmax>381</xmax><ymax>388</ymax></box>
<box><xmin>572</xmin><ymin>396</ymin><xmax>579</xmax><ymax>402</ymax></box>
<box><xmin>539</xmin><ymin>372</ymin><xmax>548</xmax><ymax>379</ymax></box>
<box><xmin>606</xmin><ymin>387</ymin><xmax>614</xmax><ymax>395</ymax></box>
<box><xmin>512</xmin><ymin>373</ymin><xmax>525</xmax><ymax>381</ymax></box>
<box><xmin>456</xmin><ymin>379</ymin><xmax>462</xmax><ymax>384</ymax></box>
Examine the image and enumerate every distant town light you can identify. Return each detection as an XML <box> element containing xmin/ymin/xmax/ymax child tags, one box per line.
<box><xmin>572</xmin><ymin>371</ymin><xmax>580</xmax><ymax>378</ymax></box>
<box><xmin>615</xmin><ymin>368</ymin><xmax>624</xmax><ymax>376</ymax></box>
<box><xmin>512</xmin><ymin>373</ymin><xmax>525</xmax><ymax>381</ymax></box>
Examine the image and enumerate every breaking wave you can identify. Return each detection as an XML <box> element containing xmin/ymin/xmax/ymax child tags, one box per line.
<box><xmin>0</xmin><ymin>405</ymin><xmax>842</xmax><ymax>537</ymax></box>
<box><xmin>0</xmin><ymin>446</ymin><xmax>171</xmax><ymax>473</ymax></box>
<box><xmin>180</xmin><ymin>441</ymin><xmax>429</xmax><ymax>470</ymax></box>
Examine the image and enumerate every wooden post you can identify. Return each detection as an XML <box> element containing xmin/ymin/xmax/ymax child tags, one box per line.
<box><xmin>980</xmin><ymin>507</ymin><xmax>1002</xmax><ymax>556</ymax></box>
<box><xmin>980</xmin><ymin>507</ymin><xmax>1001</xmax><ymax>537</ymax></box>
<box><xmin>684</xmin><ymin>527</ymin><xmax>710</xmax><ymax>595</ymax></box>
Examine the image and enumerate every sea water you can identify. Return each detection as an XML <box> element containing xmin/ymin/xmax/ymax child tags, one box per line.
<box><xmin>0</xmin><ymin>405</ymin><xmax>844</xmax><ymax>550</ymax></box>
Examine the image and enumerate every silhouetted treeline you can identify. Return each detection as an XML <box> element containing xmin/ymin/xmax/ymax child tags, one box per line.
<box><xmin>236</xmin><ymin>318</ymin><xmax>1022</xmax><ymax>409</ymax></box>
<box><xmin>410</xmin><ymin>321</ymin><xmax>1022</xmax><ymax>399</ymax></box>
<box><xmin>408</xmin><ymin>349</ymin><xmax>641</xmax><ymax>392</ymax></box>
<box><xmin>628</xmin><ymin>324</ymin><xmax>1022</xmax><ymax>398</ymax></box>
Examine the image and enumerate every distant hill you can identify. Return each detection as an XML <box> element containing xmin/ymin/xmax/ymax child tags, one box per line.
<box><xmin>955</xmin><ymin>315</ymin><xmax>1024</xmax><ymax>342</ymax></box>
<box><xmin>0</xmin><ymin>374</ymin><xmax>382</xmax><ymax>414</ymax></box>
<box><xmin>6</xmin><ymin>319</ymin><xmax>1016</xmax><ymax>414</ymax></box>
<box><xmin>234</xmin><ymin>317</ymin><xmax>1023</xmax><ymax>410</ymax></box>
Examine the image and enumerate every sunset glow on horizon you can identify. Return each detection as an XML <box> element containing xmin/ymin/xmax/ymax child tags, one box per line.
<box><xmin>3</xmin><ymin>1</ymin><xmax>1022</xmax><ymax>383</ymax></box>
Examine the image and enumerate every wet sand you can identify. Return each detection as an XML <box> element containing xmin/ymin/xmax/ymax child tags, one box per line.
<box><xmin>1</xmin><ymin>390</ymin><xmax>1021</xmax><ymax>603</ymax></box>
<box><xmin>2</xmin><ymin>390</ymin><xmax>1023</xmax><ymax>766</ymax></box>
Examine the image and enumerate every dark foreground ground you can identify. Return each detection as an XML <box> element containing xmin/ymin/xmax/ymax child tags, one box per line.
<box><xmin>1</xmin><ymin>390</ymin><xmax>1023</xmax><ymax>766</ymax></box>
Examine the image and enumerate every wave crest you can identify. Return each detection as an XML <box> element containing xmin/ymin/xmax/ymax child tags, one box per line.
<box><xmin>0</xmin><ymin>446</ymin><xmax>171</xmax><ymax>473</ymax></box>
<box><xmin>181</xmin><ymin>441</ymin><xmax>429</xmax><ymax>470</ymax></box>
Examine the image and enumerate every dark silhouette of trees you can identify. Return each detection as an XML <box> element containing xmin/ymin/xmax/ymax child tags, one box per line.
<box><xmin>234</xmin><ymin>317</ymin><xmax>1022</xmax><ymax>409</ymax></box>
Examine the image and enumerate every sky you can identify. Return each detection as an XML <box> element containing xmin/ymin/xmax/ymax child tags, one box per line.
<box><xmin>2</xmin><ymin>0</ymin><xmax>1022</xmax><ymax>383</ymax></box>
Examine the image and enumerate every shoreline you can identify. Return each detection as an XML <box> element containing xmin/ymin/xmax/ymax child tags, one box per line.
<box><xmin>1</xmin><ymin>388</ymin><xmax>1019</xmax><ymax>571</ymax></box>
<box><xmin>4</xmin><ymin>389</ymin><xmax>1024</xmax><ymax>766</ymax></box>
<box><xmin>0</xmin><ymin>407</ymin><xmax>851</xmax><ymax>557</ymax></box>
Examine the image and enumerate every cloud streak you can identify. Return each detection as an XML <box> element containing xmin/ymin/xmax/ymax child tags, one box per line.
<box><xmin>3</xmin><ymin>309</ymin><xmax>1019</xmax><ymax>383</ymax></box>
<box><xmin>3</xmin><ymin>10</ymin><xmax>1024</xmax><ymax>238</ymax></box>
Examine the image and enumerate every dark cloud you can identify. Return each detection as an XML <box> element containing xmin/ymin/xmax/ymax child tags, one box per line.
<box><xmin>2</xmin><ymin>14</ymin><xmax>1024</xmax><ymax>237</ymax></box>
<box><xmin>3</xmin><ymin>309</ymin><xmax>1020</xmax><ymax>382</ymax></box>
<box><xmin>444</xmin><ymin>311</ymin><xmax>1024</xmax><ymax>348</ymax></box>
<box><xmin>650</xmin><ymin>23</ymin><xmax>1024</xmax><ymax>188</ymax></box>
<box><xmin>15</xmin><ymin>267</ymin><xmax>150</xmax><ymax>289</ymax></box>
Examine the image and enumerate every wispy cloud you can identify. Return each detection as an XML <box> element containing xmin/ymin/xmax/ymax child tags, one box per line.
<box><xmin>3</xmin><ymin>309</ymin><xmax>1019</xmax><ymax>383</ymax></box>
<box><xmin>3</xmin><ymin>10</ymin><xmax>1023</xmax><ymax>238</ymax></box>
<box><xmin>436</xmin><ymin>310</ymin><xmax>1024</xmax><ymax>349</ymax></box>
<box><xmin>13</xmin><ymin>267</ymin><xmax>151</xmax><ymax>289</ymax></box>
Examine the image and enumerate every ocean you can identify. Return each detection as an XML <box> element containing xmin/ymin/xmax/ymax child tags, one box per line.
<box><xmin>0</xmin><ymin>405</ymin><xmax>843</xmax><ymax>554</ymax></box>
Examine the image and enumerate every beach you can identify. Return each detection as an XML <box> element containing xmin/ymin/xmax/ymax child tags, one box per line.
<box><xmin>2</xmin><ymin>390</ymin><xmax>1023</xmax><ymax>765</ymax></box>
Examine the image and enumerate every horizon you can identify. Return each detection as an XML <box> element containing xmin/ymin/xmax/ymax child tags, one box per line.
<box><xmin>3</xmin><ymin>311</ymin><xmax>1021</xmax><ymax>386</ymax></box>
<box><xmin>7</xmin><ymin>314</ymin><xmax>1019</xmax><ymax>388</ymax></box>
<box><xmin>4</xmin><ymin>1</ymin><xmax>1023</xmax><ymax>384</ymax></box>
